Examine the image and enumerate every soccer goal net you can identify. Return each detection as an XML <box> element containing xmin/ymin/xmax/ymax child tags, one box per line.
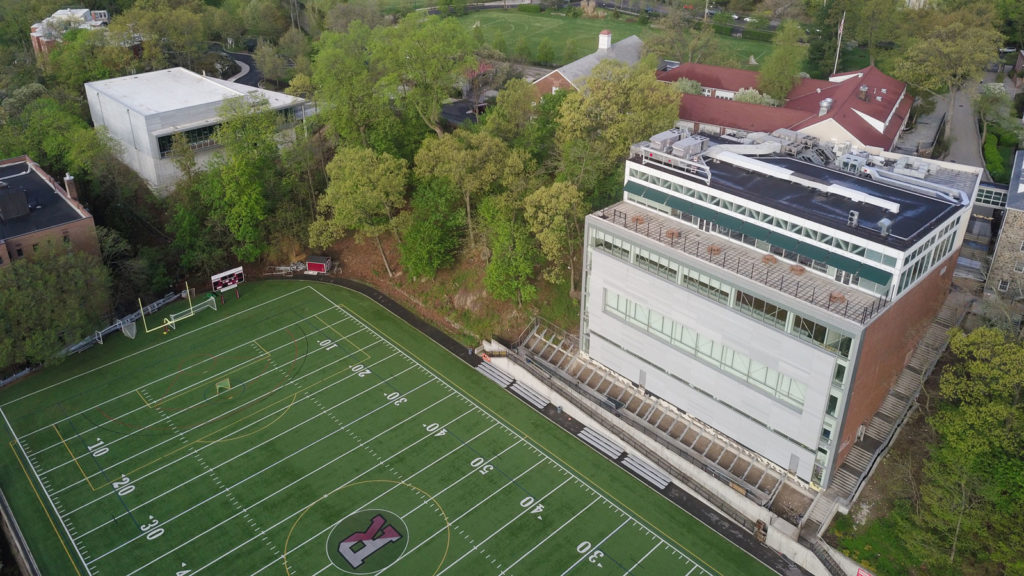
<box><xmin>215</xmin><ymin>377</ymin><xmax>231</xmax><ymax>395</ymax></box>
<box><xmin>121</xmin><ymin>320</ymin><xmax>137</xmax><ymax>340</ymax></box>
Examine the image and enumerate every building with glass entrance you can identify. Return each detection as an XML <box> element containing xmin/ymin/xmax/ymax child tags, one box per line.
<box><xmin>580</xmin><ymin>129</ymin><xmax>981</xmax><ymax>487</ymax></box>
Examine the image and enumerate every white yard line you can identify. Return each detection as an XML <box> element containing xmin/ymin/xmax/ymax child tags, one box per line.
<box><xmin>121</xmin><ymin>400</ymin><xmax>473</xmax><ymax>576</ymax></box>
<box><xmin>1</xmin><ymin>285</ymin><xmax>313</xmax><ymax>408</ymax></box>
<box><xmin>625</xmin><ymin>542</ymin><xmax>662</xmax><ymax>575</ymax></box>
<box><xmin>499</xmin><ymin>497</ymin><xmax>601</xmax><ymax>575</ymax></box>
<box><xmin>558</xmin><ymin>519</ymin><xmax>630</xmax><ymax>576</ymax></box>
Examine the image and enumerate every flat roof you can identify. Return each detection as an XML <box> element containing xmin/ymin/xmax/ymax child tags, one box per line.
<box><xmin>84</xmin><ymin>67</ymin><xmax>303</xmax><ymax>117</ymax></box>
<box><xmin>635</xmin><ymin>149</ymin><xmax>968</xmax><ymax>251</ymax></box>
<box><xmin>1006</xmin><ymin>150</ymin><xmax>1024</xmax><ymax>211</ymax></box>
<box><xmin>0</xmin><ymin>160</ymin><xmax>85</xmax><ymax>241</ymax></box>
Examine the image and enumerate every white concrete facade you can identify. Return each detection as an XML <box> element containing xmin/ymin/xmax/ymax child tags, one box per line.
<box><xmin>85</xmin><ymin>68</ymin><xmax>304</xmax><ymax>192</ymax></box>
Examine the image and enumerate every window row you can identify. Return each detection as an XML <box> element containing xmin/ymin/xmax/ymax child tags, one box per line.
<box><xmin>591</xmin><ymin>228</ymin><xmax>854</xmax><ymax>359</ymax></box>
<box><xmin>604</xmin><ymin>290</ymin><xmax>808</xmax><ymax>409</ymax></box>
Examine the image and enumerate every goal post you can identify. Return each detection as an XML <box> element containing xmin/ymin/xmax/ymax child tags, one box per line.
<box><xmin>138</xmin><ymin>282</ymin><xmax>219</xmax><ymax>335</ymax></box>
<box><xmin>215</xmin><ymin>378</ymin><xmax>231</xmax><ymax>395</ymax></box>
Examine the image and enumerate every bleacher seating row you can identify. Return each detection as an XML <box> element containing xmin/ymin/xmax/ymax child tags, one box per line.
<box><xmin>475</xmin><ymin>361</ymin><xmax>515</xmax><ymax>388</ymax></box>
<box><xmin>622</xmin><ymin>454</ymin><xmax>671</xmax><ymax>490</ymax></box>
<box><xmin>509</xmin><ymin>382</ymin><xmax>549</xmax><ymax>411</ymax></box>
<box><xmin>578</xmin><ymin>427</ymin><xmax>626</xmax><ymax>461</ymax></box>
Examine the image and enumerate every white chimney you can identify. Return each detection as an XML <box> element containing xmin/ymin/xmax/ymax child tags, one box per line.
<box><xmin>818</xmin><ymin>98</ymin><xmax>833</xmax><ymax>116</ymax></box>
<box><xmin>598</xmin><ymin>30</ymin><xmax>612</xmax><ymax>51</ymax></box>
<box><xmin>63</xmin><ymin>173</ymin><xmax>78</xmax><ymax>200</ymax></box>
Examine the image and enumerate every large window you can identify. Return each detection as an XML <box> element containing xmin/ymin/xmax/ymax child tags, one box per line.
<box><xmin>604</xmin><ymin>290</ymin><xmax>808</xmax><ymax>409</ymax></box>
<box><xmin>157</xmin><ymin>124</ymin><xmax>220</xmax><ymax>158</ymax></box>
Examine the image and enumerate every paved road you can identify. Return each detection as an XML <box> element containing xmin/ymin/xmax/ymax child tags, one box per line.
<box><xmin>942</xmin><ymin>69</ymin><xmax>1018</xmax><ymax>179</ymax></box>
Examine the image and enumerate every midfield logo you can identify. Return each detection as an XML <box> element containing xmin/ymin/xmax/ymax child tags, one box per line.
<box><xmin>328</xmin><ymin>509</ymin><xmax>408</xmax><ymax>574</ymax></box>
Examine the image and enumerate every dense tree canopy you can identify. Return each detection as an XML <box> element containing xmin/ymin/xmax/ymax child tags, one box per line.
<box><xmin>0</xmin><ymin>245</ymin><xmax>111</xmax><ymax>367</ymax></box>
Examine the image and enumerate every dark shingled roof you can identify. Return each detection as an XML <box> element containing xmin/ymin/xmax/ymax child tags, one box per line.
<box><xmin>0</xmin><ymin>159</ymin><xmax>85</xmax><ymax>241</ymax></box>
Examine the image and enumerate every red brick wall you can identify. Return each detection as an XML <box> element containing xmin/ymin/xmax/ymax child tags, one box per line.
<box><xmin>834</xmin><ymin>250</ymin><xmax>958</xmax><ymax>465</ymax></box>
<box><xmin>533</xmin><ymin>72</ymin><xmax>575</xmax><ymax>98</ymax></box>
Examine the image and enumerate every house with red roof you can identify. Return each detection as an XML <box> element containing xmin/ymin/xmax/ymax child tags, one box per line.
<box><xmin>656</xmin><ymin>63</ymin><xmax>913</xmax><ymax>152</ymax></box>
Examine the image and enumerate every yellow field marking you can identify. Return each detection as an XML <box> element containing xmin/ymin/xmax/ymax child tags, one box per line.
<box><xmin>282</xmin><ymin>479</ymin><xmax>450</xmax><ymax>576</ymax></box>
<box><xmin>337</xmin><ymin>297</ymin><xmax>729</xmax><ymax>576</ymax></box>
<box><xmin>52</xmin><ymin>425</ymin><xmax>96</xmax><ymax>491</ymax></box>
<box><xmin>316</xmin><ymin>314</ymin><xmax>370</xmax><ymax>364</ymax></box>
<box><xmin>136</xmin><ymin>390</ymin><xmax>151</xmax><ymax>408</ymax></box>
<box><xmin>9</xmin><ymin>442</ymin><xmax>84</xmax><ymax>576</ymax></box>
<box><xmin>253</xmin><ymin>340</ymin><xmax>270</xmax><ymax>356</ymax></box>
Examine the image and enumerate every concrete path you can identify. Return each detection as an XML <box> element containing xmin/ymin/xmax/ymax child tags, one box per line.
<box><xmin>942</xmin><ymin>68</ymin><xmax>1019</xmax><ymax>178</ymax></box>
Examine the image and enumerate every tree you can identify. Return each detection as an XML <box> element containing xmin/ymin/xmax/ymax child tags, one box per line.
<box><xmin>974</xmin><ymin>83</ymin><xmax>1022</xmax><ymax>148</ymax></box>
<box><xmin>674</xmin><ymin>78</ymin><xmax>702</xmax><ymax>95</ymax></box>
<box><xmin>206</xmin><ymin>95</ymin><xmax>283</xmax><ymax>262</ymax></box>
<box><xmin>254</xmin><ymin>40</ymin><xmax>290</xmax><ymax>85</ymax></box>
<box><xmin>111</xmin><ymin>0</ymin><xmax>207</xmax><ymax>70</ymax></box>
<box><xmin>555</xmin><ymin>59</ymin><xmax>678</xmax><ymax>207</ymax></box>
<box><xmin>309</xmin><ymin>147</ymin><xmax>408</xmax><ymax>276</ymax></box>
<box><xmin>372</xmin><ymin>14</ymin><xmax>477</xmax><ymax>137</ymax></box>
<box><xmin>536</xmin><ymin>38</ymin><xmax>554</xmax><ymax>66</ymax></box>
<box><xmin>480</xmin><ymin>195</ymin><xmax>539</xmax><ymax>305</ymax></box>
<box><xmin>400</xmin><ymin>178</ymin><xmax>466</xmax><ymax>279</ymax></box>
<box><xmin>757</xmin><ymin>21</ymin><xmax>806</xmax><ymax>101</ymax></box>
<box><xmin>0</xmin><ymin>244</ymin><xmax>111</xmax><ymax>368</ymax></box>
<box><xmin>482</xmin><ymin>78</ymin><xmax>538</xmax><ymax>146</ymax></box>
<box><xmin>733</xmin><ymin>88</ymin><xmax>775</xmax><ymax>106</ymax></box>
<box><xmin>894</xmin><ymin>8</ymin><xmax>1002</xmax><ymax>140</ymax></box>
<box><xmin>524</xmin><ymin>181</ymin><xmax>587</xmax><ymax>294</ymax></box>
<box><xmin>323</xmin><ymin>0</ymin><xmax>384</xmax><ymax>32</ymax></box>
<box><xmin>414</xmin><ymin>129</ymin><xmax>509</xmax><ymax>246</ymax></box>
<box><xmin>856</xmin><ymin>0</ymin><xmax>900</xmax><ymax>66</ymax></box>
<box><xmin>278</xmin><ymin>27</ymin><xmax>309</xmax><ymax>61</ymax></box>
<box><xmin>243</xmin><ymin>0</ymin><xmax>289</xmax><ymax>40</ymax></box>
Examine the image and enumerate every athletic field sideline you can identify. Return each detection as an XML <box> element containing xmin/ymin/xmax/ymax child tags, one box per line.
<box><xmin>0</xmin><ymin>281</ymin><xmax>775</xmax><ymax>576</ymax></box>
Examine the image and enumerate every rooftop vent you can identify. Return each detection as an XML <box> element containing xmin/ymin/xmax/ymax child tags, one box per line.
<box><xmin>818</xmin><ymin>98</ymin><xmax>833</xmax><ymax>116</ymax></box>
<box><xmin>858</xmin><ymin>85</ymin><xmax>869</xmax><ymax>101</ymax></box>
<box><xmin>847</xmin><ymin>210</ymin><xmax>859</xmax><ymax>227</ymax></box>
<box><xmin>598</xmin><ymin>30</ymin><xmax>612</xmax><ymax>51</ymax></box>
<box><xmin>878</xmin><ymin>217</ymin><xmax>893</xmax><ymax>237</ymax></box>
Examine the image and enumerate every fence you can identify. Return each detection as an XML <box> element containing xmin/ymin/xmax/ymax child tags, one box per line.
<box><xmin>0</xmin><ymin>486</ymin><xmax>41</xmax><ymax>576</ymax></box>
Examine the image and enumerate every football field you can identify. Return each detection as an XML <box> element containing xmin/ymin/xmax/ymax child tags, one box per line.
<box><xmin>0</xmin><ymin>281</ymin><xmax>775</xmax><ymax>576</ymax></box>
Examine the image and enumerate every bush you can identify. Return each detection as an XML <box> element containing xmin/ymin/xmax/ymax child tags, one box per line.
<box><xmin>983</xmin><ymin>132</ymin><xmax>1007</xmax><ymax>182</ymax></box>
<box><xmin>517</xmin><ymin>4</ymin><xmax>542</xmax><ymax>12</ymax></box>
<box><xmin>1015</xmin><ymin>92</ymin><xmax>1024</xmax><ymax>117</ymax></box>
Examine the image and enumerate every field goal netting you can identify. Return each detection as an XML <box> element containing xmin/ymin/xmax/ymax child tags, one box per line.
<box><xmin>166</xmin><ymin>296</ymin><xmax>217</xmax><ymax>329</ymax></box>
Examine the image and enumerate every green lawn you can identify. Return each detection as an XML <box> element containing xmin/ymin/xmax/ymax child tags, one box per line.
<box><xmin>0</xmin><ymin>281</ymin><xmax>773</xmax><ymax>576</ymax></box>
<box><xmin>458</xmin><ymin>11</ymin><xmax>775</xmax><ymax>69</ymax></box>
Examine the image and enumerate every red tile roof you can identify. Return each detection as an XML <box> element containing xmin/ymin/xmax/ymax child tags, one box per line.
<box><xmin>661</xmin><ymin>64</ymin><xmax>911</xmax><ymax>150</ymax></box>
<box><xmin>656</xmin><ymin>62</ymin><xmax>759</xmax><ymax>92</ymax></box>
<box><xmin>678</xmin><ymin>94</ymin><xmax>812</xmax><ymax>133</ymax></box>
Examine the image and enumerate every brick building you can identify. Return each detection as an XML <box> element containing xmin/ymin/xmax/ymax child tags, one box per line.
<box><xmin>0</xmin><ymin>157</ymin><xmax>99</xmax><ymax>267</ymax></box>
<box><xmin>30</xmin><ymin>8</ymin><xmax>108</xmax><ymax>62</ymax></box>
<box><xmin>533</xmin><ymin>30</ymin><xmax>642</xmax><ymax>96</ymax></box>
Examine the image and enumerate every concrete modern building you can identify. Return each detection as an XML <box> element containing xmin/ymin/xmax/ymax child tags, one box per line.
<box><xmin>533</xmin><ymin>30</ymin><xmax>642</xmax><ymax>95</ymax></box>
<box><xmin>657</xmin><ymin>63</ymin><xmax>912</xmax><ymax>152</ymax></box>
<box><xmin>986</xmin><ymin>151</ymin><xmax>1024</xmax><ymax>297</ymax></box>
<box><xmin>85</xmin><ymin>67</ymin><xmax>305</xmax><ymax>192</ymax></box>
<box><xmin>579</xmin><ymin>128</ymin><xmax>981</xmax><ymax>488</ymax></box>
<box><xmin>30</xmin><ymin>8</ymin><xmax>109</xmax><ymax>62</ymax></box>
<box><xmin>0</xmin><ymin>156</ymin><xmax>99</xmax><ymax>267</ymax></box>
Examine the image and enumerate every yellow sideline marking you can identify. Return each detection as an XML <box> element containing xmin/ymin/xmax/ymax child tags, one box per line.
<box><xmin>335</xmin><ymin>293</ymin><xmax>728</xmax><ymax>576</ymax></box>
<box><xmin>136</xmin><ymin>390</ymin><xmax>151</xmax><ymax>408</ymax></box>
<box><xmin>10</xmin><ymin>441</ymin><xmax>83</xmax><ymax>576</ymax></box>
<box><xmin>52</xmin><ymin>425</ymin><xmax>96</xmax><ymax>491</ymax></box>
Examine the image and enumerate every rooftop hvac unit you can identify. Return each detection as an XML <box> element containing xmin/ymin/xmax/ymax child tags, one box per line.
<box><xmin>847</xmin><ymin>210</ymin><xmax>859</xmax><ymax>227</ymax></box>
<box><xmin>649</xmin><ymin>129</ymin><xmax>682</xmax><ymax>152</ymax></box>
<box><xmin>671</xmin><ymin>136</ymin><xmax>706</xmax><ymax>159</ymax></box>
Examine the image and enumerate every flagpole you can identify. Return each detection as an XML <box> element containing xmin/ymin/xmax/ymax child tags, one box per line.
<box><xmin>832</xmin><ymin>10</ymin><xmax>845</xmax><ymax>75</ymax></box>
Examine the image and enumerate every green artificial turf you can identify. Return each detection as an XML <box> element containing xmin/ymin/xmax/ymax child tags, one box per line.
<box><xmin>0</xmin><ymin>281</ymin><xmax>774</xmax><ymax>576</ymax></box>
